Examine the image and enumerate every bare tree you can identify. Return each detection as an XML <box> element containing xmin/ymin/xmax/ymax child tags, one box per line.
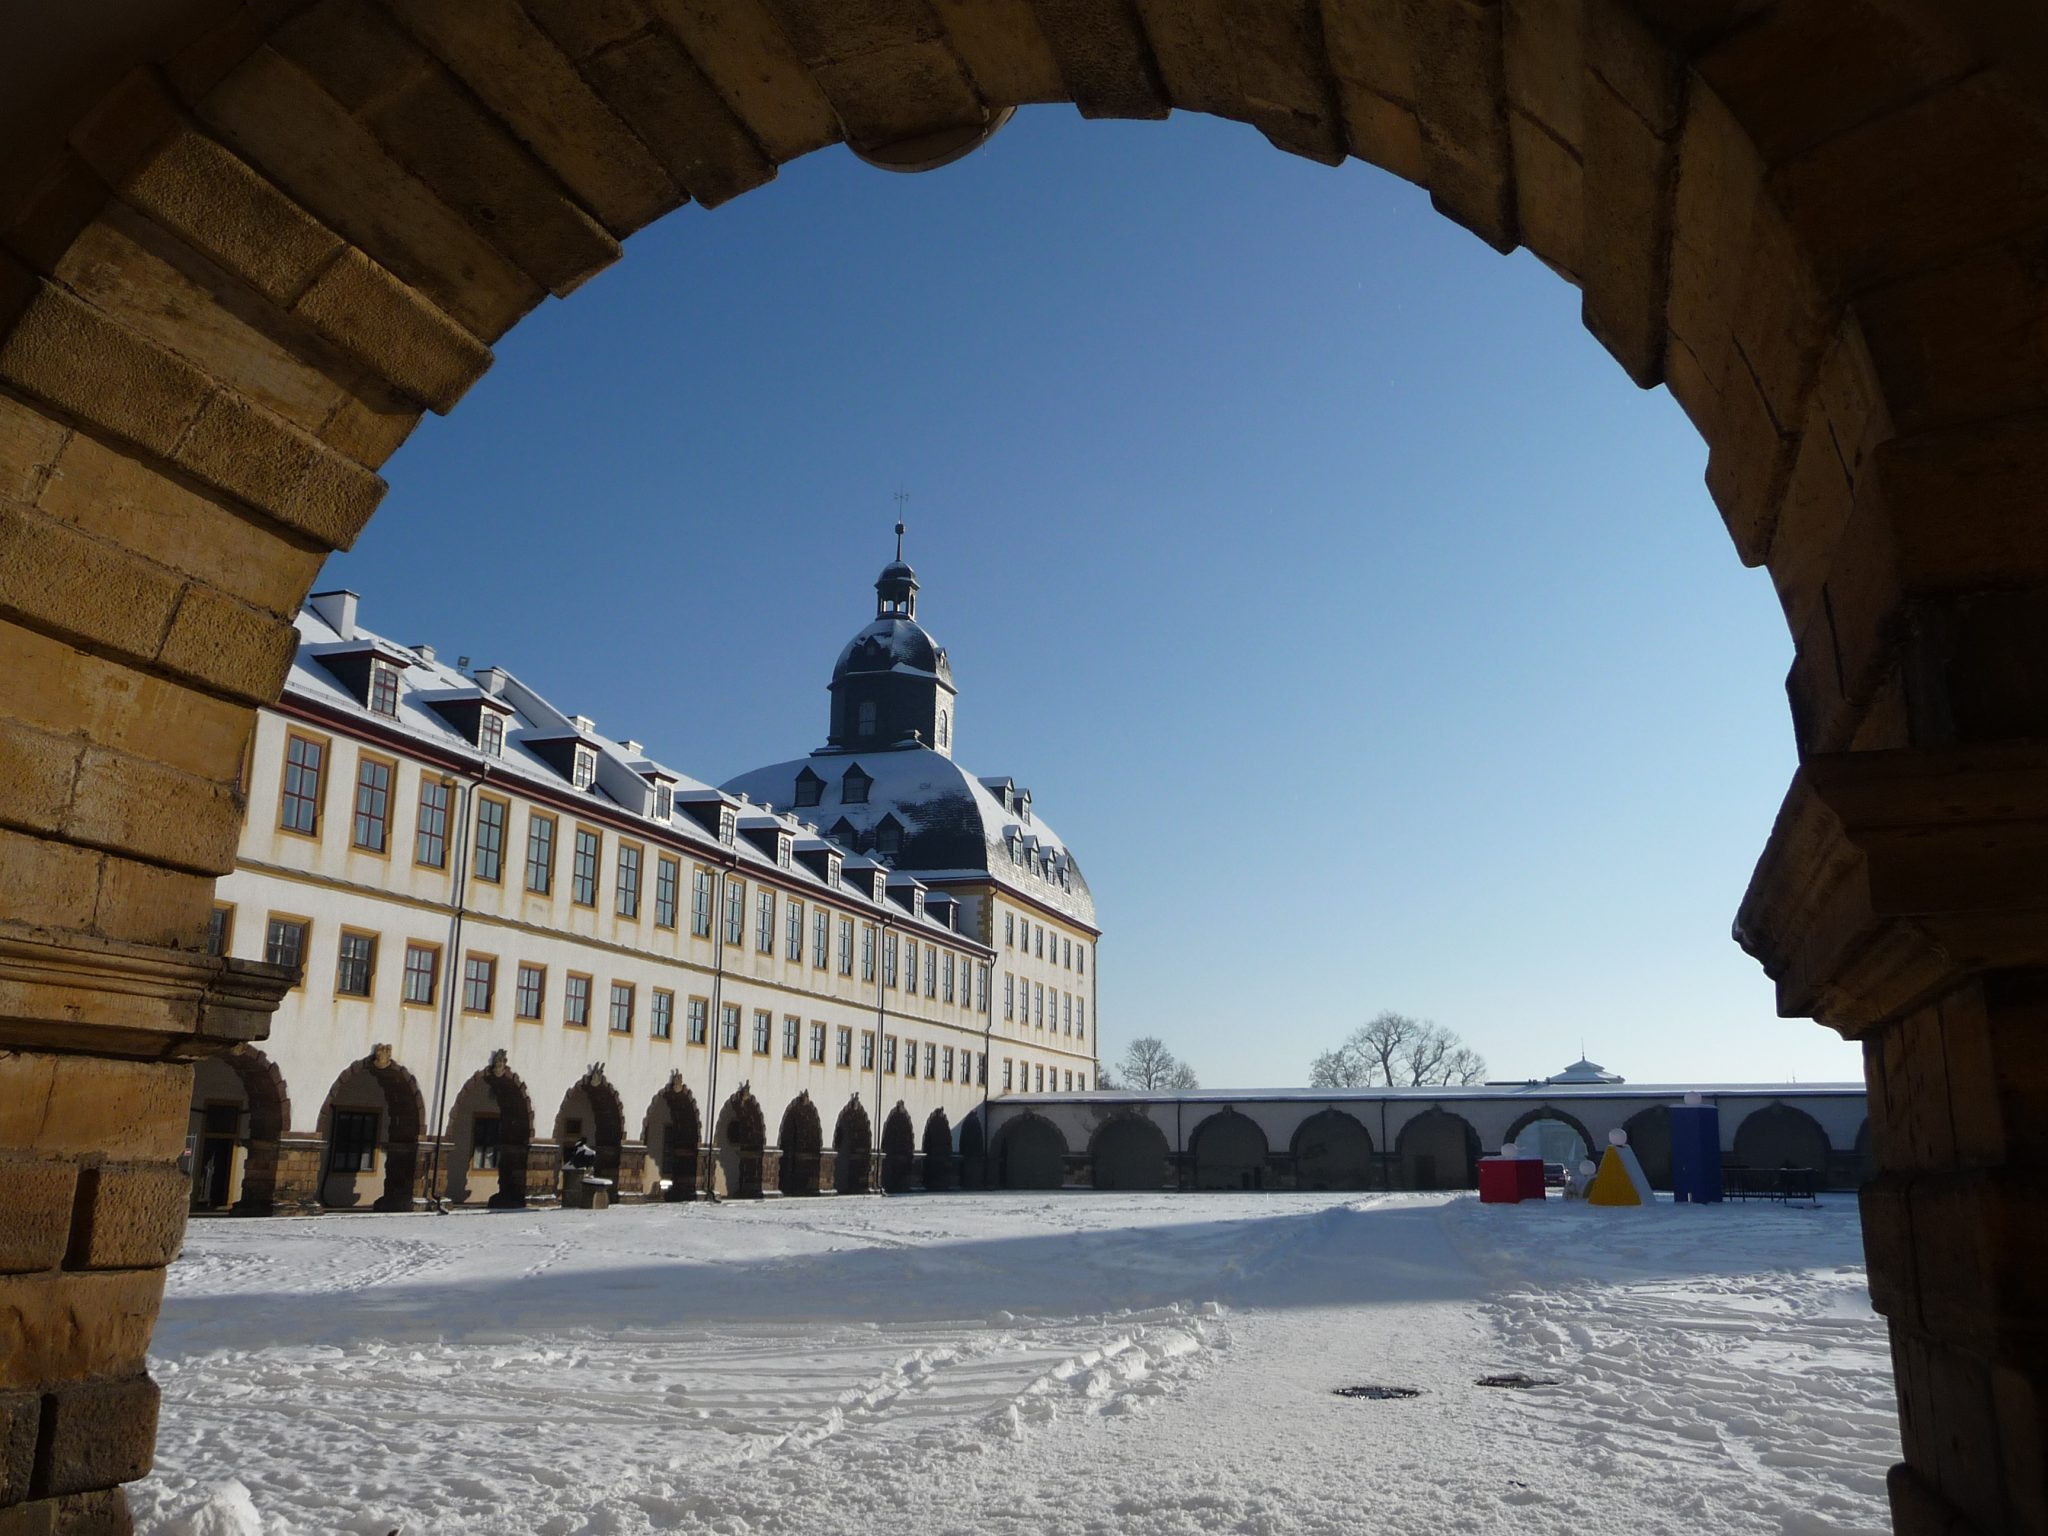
<box><xmin>1307</xmin><ymin>1012</ymin><xmax>1486</xmax><ymax>1088</ymax></box>
<box><xmin>1119</xmin><ymin>1036</ymin><xmax>1198</xmax><ymax>1092</ymax></box>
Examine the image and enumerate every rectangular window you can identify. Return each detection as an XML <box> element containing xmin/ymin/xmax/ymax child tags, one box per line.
<box><xmin>515</xmin><ymin>963</ymin><xmax>545</xmax><ymax>1020</ymax></box>
<box><xmin>1035</xmin><ymin>983</ymin><xmax>1045</xmax><ymax>1029</ymax></box>
<box><xmin>350</xmin><ymin>757</ymin><xmax>392</xmax><ymax>853</ymax></box>
<box><xmin>335</xmin><ymin>930</ymin><xmax>376</xmax><ymax>996</ymax></box>
<box><xmin>904</xmin><ymin>939</ymin><xmax>917</xmax><ymax>991</ymax></box>
<box><xmin>1064</xmin><ymin>994</ymin><xmax>1073</xmax><ymax>1033</ymax></box>
<box><xmin>813</xmin><ymin>908</ymin><xmax>829</xmax><ymax>968</ymax></box>
<box><xmin>1077</xmin><ymin>1000</ymin><xmax>1086</xmax><ymax>1039</ymax></box>
<box><xmin>725</xmin><ymin>878</ymin><xmax>745</xmax><ymax>944</ymax></box>
<box><xmin>835</xmin><ymin>1026</ymin><xmax>853</xmax><ymax>1066</ymax></box>
<box><xmin>976</xmin><ymin>965</ymin><xmax>989</xmax><ymax>1014</ymax></box>
<box><xmin>651</xmin><ymin>989</ymin><xmax>674</xmax><ymax>1040</ymax></box>
<box><xmin>860</xmin><ymin>1030</ymin><xmax>875</xmax><ymax>1070</ymax></box>
<box><xmin>526</xmin><ymin>812</ymin><xmax>556</xmax><ymax>894</ymax></box>
<box><xmin>978</xmin><ymin>1052</ymin><xmax>987</xmax><ymax>1087</ymax></box>
<box><xmin>859</xmin><ymin>923</ymin><xmax>873</xmax><ymax>980</ymax></box>
<box><xmin>470</xmin><ymin>1115</ymin><xmax>500</xmax><ymax>1169</ymax></box>
<box><xmin>402</xmin><ymin>942</ymin><xmax>437</xmax><ymax>1006</ymax></box>
<box><xmin>609</xmin><ymin>981</ymin><xmax>634</xmax><ymax>1034</ymax></box>
<box><xmin>720</xmin><ymin>1003</ymin><xmax>741</xmax><ymax>1051</ymax></box>
<box><xmin>206</xmin><ymin>904</ymin><xmax>233</xmax><ymax>958</ymax></box>
<box><xmin>782</xmin><ymin>1015</ymin><xmax>800</xmax><ymax>1059</ymax></box>
<box><xmin>786</xmin><ymin>900</ymin><xmax>804</xmax><ymax>960</ymax></box>
<box><xmin>416</xmin><ymin>778</ymin><xmax>451</xmax><ymax>867</ymax></box>
<box><xmin>329</xmin><ymin>1108</ymin><xmax>377</xmax><ymax>1172</ymax></box>
<box><xmin>1064</xmin><ymin>937</ymin><xmax>1074</xmax><ymax>969</ymax></box>
<box><xmin>924</xmin><ymin>947</ymin><xmax>937</xmax><ymax>998</ymax></box>
<box><xmin>653</xmin><ymin>782</ymin><xmax>672</xmax><ymax>821</ymax></box>
<box><xmin>264</xmin><ymin>916</ymin><xmax>308</xmax><ymax>977</ymax></box>
<box><xmin>572</xmin><ymin>828</ymin><xmax>600</xmax><ymax>906</ymax></box>
<box><xmin>884</xmin><ymin>934</ymin><xmax>899</xmax><ymax>988</ymax></box>
<box><xmin>1034</xmin><ymin>925</ymin><xmax>1044</xmax><ymax>959</ymax></box>
<box><xmin>572</xmin><ymin>745</ymin><xmax>596</xmax><ymax>790</ymax></box>
<box><xmin>1004</xmin><ymin>912</ymin><xmax>1014</xmax><ymax>947</ymax></box>
<box><xmin>367</xmin><ymin>659</ymin><xmax>400</xmax><ymax>717</ymax></box>
<box><xmin>1078</xmin><ymin>944</ymin><xmax>1087</xmax><ymax>976</ymax></box>
<box><xmin>688</xmin><ymin>996</ymin><xmax>709</xmax><ymax>1045</ymax></box>
<box><xmin>942</xmin><ymin>952</ymin><xmax>955</xmax><ymax>1003</ymax></box>
<box><xmin>1003</xmin><ymin>1059</ymin><xmax>1013</xmax><ymax>1092</ymax></box>
<box><xmin>1004</xmin><ymin>974</ymin><xmax>1015</xmax><ymax>1021</ymax></box>
<box><xmin>654</xmin><ymin>856</ymin><xmax>679</xmax><ymax>929</ymax></box>
<box><xmin>943</xmin><ymin>1046</ymin><xmax>955</xmax><ymax>1082</ymax></box>
<box><xmin>756</xmin><ymin>889</ymin><xmax>775</xmax><ymax>954</ymax></box>
<box><xmin>903</xmin><ymin>1039</ymin><xmax>917</xmax><ymax>1079</ymax></box>
<box><xmin>279</xmin><ymin>733</ymin><xmax>324</xmax><ymax>834</ymax></box>
<box><xmin>463</xmin><ymin>954</ymin><xmax>495</xmax><ymax>1014</ymax></box>
<box><xmin>473</xmin><ymin>796</ymin><xmax>507</xmax><ymax>882</ymax></box>
<box><xmin>692</xmin><ymin>868</ymin><xmax>714</xmax><ymax>936</ymax></box>
<box><xmin>1035</xmin><ymin>1063</ymin><xmax>1045</xmax><ymax>1093</ymax></box>
<box><xmin>1077</xmin><ymin>1073</ymin><xmax>1087</xmax><ymax>1092</ymax></box>
<box><xmin>1065</xmin><ymin>1070</ymin><xmax>1075</xmax><ymax>1092</ymax></box>
<box><xmin>479</xmin><ymin>711</ymin><xmax>504</xmax><ymax>757</ymax></box>
<box><xmin>752</xmin><ymin>1010</ymin><xmax>772</xmax><ymax>1055</ymax></box>
<box><xmin>884</xmin><ymin>1036</ymin><xmax>897</xmax><ymax>1074</ymax></box>
<box><xmin>564</xmin><ymin>972</ymin><xmax>591</xmax><ymax>1028</ymax></box>
<box><xmin>616</xmin><ymin>842</ymin><xmax>642</xmax><ymax>919</ymax></box>
<box><xmin>924</xmin><ymin>1042</ymin><xmax>937</xmax><ymax>1079</ymax></box>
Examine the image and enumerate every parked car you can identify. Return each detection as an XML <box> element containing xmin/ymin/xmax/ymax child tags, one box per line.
<box><xmin>1543</xmin><ymin>1162</ymin><xmax>1567</xmax><ymax>1188</ymax></box>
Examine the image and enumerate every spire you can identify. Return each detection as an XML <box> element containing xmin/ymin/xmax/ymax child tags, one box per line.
<box><xmin>875</xmin><ymin>515</ymin><xmax>918</xmax><ymax>619</ymax></box>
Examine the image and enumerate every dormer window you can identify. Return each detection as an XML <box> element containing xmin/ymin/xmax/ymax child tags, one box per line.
<box><xmin>937</xmin><ymin>710</ymin><xmax>949</xmax><ymax>749</ymax></box>
<box><xmin>826</xmin><ymin>853</ymin><xmax>842</xmax><ymax>886</ymax></box>
<box><xmin>572</xmin><ymin>745</ymin><xmax>597</xmax><ymax>791</ymax></box>
<box><xmin>842</xmin><ymin>767</ymin><xmax>871</xmax><ymax>805</ymax></box>
<box><xmin>857</xmin><ymin>701</ymin><xmax>877</xmax><ymax>737</ymax></box>
<box><xmin>793</xmin><ymin>769</ymin><xmax>823</xmax><ymax>808</ymax></box>
<box><xmin>478</xmin><ymin>712</ymin><xmax>504</xmax><ymax>757</ymax></box>
<box><xmin>776</xmin><ymin>834</ymin><xmax>792</xmax><ymax>869</ymax></box>
<box><xmin>368</xmin><ymin>660</ymin><xmax>400</xmax><ymax>717</ymax></box>
<box><xmin>875</xmin><ymin>817</ymin><xmax>902</xmax><ymax>858</ymax></box>
<box><xmin>653</xmin><ymin>783</ymin><xmax>673</xmax><ymax>822</ymax></box>
<box><xmin>911</xmin><ymin>889</ymin><xmax>925</xmax><ymax>918</ymax></box>
<box><xmin>718</xmin><ymin>807</ymin><xmax>737</xmax><ymax>846</ymax></box>
<box><xmin>871</xmin><ymin>871</ymin><xmax>886</xmax><ymax>902</ymax></box>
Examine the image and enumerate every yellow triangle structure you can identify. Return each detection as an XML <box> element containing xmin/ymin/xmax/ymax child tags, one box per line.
<box><xmin>1584</xmin><ymin>1145</ymin><xmax>1644</xmax><ymax>1206</ymax></box>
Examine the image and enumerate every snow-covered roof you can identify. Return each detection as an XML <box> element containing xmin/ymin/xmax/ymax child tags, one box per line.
<box><xmin>1017</xmin><ymin>1083</ymin><xmax>1866</xmax><ymax>1104</ymax></box>
<box><xmin>721</xmin><ymin>744</ymin><xmax>1096</xmax><ymax>928</ymax></box>
<box><xmin>280</xmin><ymin>597</ymin><xmax>982</xmax><ymax>948</ymax></box>
<box><xmin>832</xmin><ymin>615</ymin><xmax>951</xmax><ymax>684</ymax></box>
<box><xmin>1545</xmin><ymin>1057</ymin><xmax>1624</xmax><ymax>1084</ymax></box>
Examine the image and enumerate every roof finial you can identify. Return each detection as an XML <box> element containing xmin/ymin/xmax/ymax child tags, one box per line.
<box><xmin>892</xmin><ymin>489</ymin><xmax>908</xmax><ymax>560</ymax></box>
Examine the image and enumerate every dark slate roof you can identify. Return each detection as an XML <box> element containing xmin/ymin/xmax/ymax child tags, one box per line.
<box><xmin>720</xmin><ymin>744</ymin><xmax>1096</xmax><ymax>929</ymax></box>
<box><xmin>831</xmin><ymin>616</ymin><xmax>951</xmax><ymax>684</ymax></box>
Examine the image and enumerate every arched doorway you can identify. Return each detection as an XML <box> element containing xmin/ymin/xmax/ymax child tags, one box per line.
<box><xmin>1190</xmin><ymin>1109</ymin><xmax>1268</xmax><ymax>1191</ymax></box>
<box><xmin>187</xmin><ymin>1045</ymin><xmax>290</xmax><ymax>1215</ymax></box>
<box><xmin>1733</xmin><ymin>1102</ymin><xmax>1831</xmax><ymax>1175</ymax></box>
<box><xmin>644</xmin><ymin>1078</ymin><xmax>703</xmax><ymax>1202</ymax></box>
<box><xmin>1396</xmin><ymin>1109</ymin><xmax>1480</xmax><ymax>1191</ymax></box>
<box><xmin>880</xmin><ymin>1104</ymin><xmax>917</xmax><ymax>1194</ymax></box>
<box><xmin>1503</xmin><ymin>1107</ymin><xmax>1596</xmax><ymax>1171</ymax></box>
<box><xmin>1291</xmin><ymin>1109</ymin><xmax>1375</xmax><ymax>1191</ymax></box>
<box><xmin>554</xmin><ymin>1071</ymin><xmax>627</xmax><ymax>1193</ymax></box>
<box><xmin>715</xmin><ymin>1086</ymin><xmax>767</xmax><ymax>1199</ymax></box>
<box><xmin>996</xmin><ymin>1114</ymin><xmax>1067</xmax><ymax>1190</ymax></box>
<box><xmin>833</xmin><ymin>1098</ymin><xmax>873</xmax><ymax>1194</ymax></box>
<box><xmin>1091</xmin><ymin>1116</ymin><xmax>1171</xmax><ymax>1191</ymax></box>
<box><xmin>777</xmin><ymin>1093</ymin><xmax>824</xmax><ymax>1196</ymax></box>
<box><xmin>317</xmin><ymin>1050</ymin><xmax>425</xmax><ymax>1212</ymax></box>
<box><xmin>1623</xmin><ymin>1105</ymin><xmax>1675</xmax><ymax>1191</ymax></box>
<box><xmin>958</xmin><ymin>1112</ymin><xmax>988</xmax><ymax>1189</ymax></box>
<box><xmin>921</xmin><ymin>1108</ymin><xmax>955</xmax><ymax>1191</ymax></box>
<box><xmin>438</xmin><ymin>1058</ymin><xmax>533</xmax><ymax>1208</ymax></box>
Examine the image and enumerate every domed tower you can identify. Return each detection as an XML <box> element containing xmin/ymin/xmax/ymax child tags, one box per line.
<box><xmin>827</xmin><ymin>523</ymin><xmax>958</xmax><ymax>757</ymax></box>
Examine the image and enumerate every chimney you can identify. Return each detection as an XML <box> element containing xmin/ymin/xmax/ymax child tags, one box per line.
<box><xmin>415</xmin><ymin>643</ymin><xmax>436</xmax><ymax>664</ymax></box>
<box><xmin>570</xmin><ymin>715</ymin><xmax>596</xmax><ymax>734</ymax></box>
<box><xmin>474</xmin><ymin>666</ymin><xmax>507</xmax><ymax>695</ymax></box>
<box><xmin>306</xmin><ymin>590</ymin><xmax>359</xmax><ymax>639</ymax></box>
<box><xmin>620</xmin><ymin>739</ymin><xmax>643</xmax><ymax>755</ymax></box>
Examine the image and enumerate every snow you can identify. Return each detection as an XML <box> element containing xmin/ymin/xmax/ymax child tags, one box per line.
<box><xmin>133</xmin><ymin>1194</ymin><xmax>1897</xmax><ymax>1536</ymax></box>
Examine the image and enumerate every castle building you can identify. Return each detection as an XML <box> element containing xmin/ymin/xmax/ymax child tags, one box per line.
<box><xmin>190</xmin><ymin>541</ymin><xmax>1091</xmax><ymax>1212</ymax></box>
<box><xmin>722</xmin><ymin>531</ymin><xmax>1101</xmax><ymax>1104</ymax></box>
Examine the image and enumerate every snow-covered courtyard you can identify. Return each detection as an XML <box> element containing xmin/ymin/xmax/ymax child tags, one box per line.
<box><xmin>133</xmin><ymin>1193</ymin><xmax>1898</xmax><ymax>1536</ymax></box>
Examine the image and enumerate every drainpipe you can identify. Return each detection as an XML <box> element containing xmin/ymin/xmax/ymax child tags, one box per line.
<box><xmin>424</xmin><ymin>766</ymin><xmax>480</xmax><ymax>1210</ymax></box>
<box><xmin>703</xmin><ymin>853</ymin><xmax>735</xmax><ymax>1199</ymax></box>
<box><xmin>1379</xmin><ymin>1095</ymin><xmax>1391</xmax><ymax>1192</ymax></box>
<box><xmin>873</xmin><ymin>914</ymin><xmax>892</xmax><ymax>1189</ymax></box>
<box><xmin>978</xmin><ymin>956</ymin><xmax>993</xmax><ymax>1179</ymax></box>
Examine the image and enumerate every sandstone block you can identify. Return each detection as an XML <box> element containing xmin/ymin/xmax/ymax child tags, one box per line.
<box><xmin>0</xmin><ymin>1271</ymin><xmax>165</xmax><ymax>1391</ymax></box>
<box><xmin>292</xmin><ymin>241</ymin><xmax>492</xmax><ymax>415</ymax></box>
<box><xmin>570</xmin><ymin>29</ymin><xmax>777</xmax><ymax>209</ymax></box>
<box><xmin>63</xmin><ymin>745</ymin><xmax>240</xmax><ymax>878</ymax></box>
<box><xmin>33</xmin><ymin>1376</ymin><xmax>158</xmax><ymax>1499</ymax></box>
<box><xmin>1320</xmin><ymin>0</ymin><xmax>1429</xmax><ymax>183</ymax></box>
<box><xmin>0</xmin><ymin>285</ymin><xmax>207</xmax><ymax>462</ymax></box>
<box><xmin>1025</xmin><ymin>0</ymin><xmax>1172</xmax><ymax>119</ymax></box>
<box><xmin>90</xmin><ymin>857</ymin><xmax>217</xmax><ymax>953</ymax></box>
<box><xmin>0</xmin><ymin>1390</ymin><xmax>33</xmax><ymax>1507</ymax></box>
<box><xmin>0</xmin><ymin>504</ymin><xmax>182</xmax><ymax>667</ymax></box>
<box><xmin>156</xmin><ymin>585</ymin><xmax>302</xmax><ymax>708</ymax></box>
<box><xmin>0</xmin><ymin>1057</ymin><xmax>190</xmax><ymax>1162</ymax></box>
<box><xmin>65</xmin><ymin>1166</ymin><xmax>188</xmax><ymax>1272</ymax></box>
<box><xmin>0</xmin><ymin>833</ymin><xmax>100</xmax><ymax>936</ymax></box>
<box><xmin>0</xmin><ymin>722</ymin><xmax>81</xmax><ymax>839</ymax></box>
<box><xmin>0</xmin><ymin>1158</ymin><xmax>77</xmax><ymax>1274</ymax></box>
<box><xmin>0</xmin><ymin>396</ymin><xmax>65</xmax><ymax>505</ymax></box>
<box><xmin>315</xmin><ymin>383</ymin><xmax>420</xmax><ymax>471</ymax></box>
<box><xmin>644</xmin><ymin>0</ymin><xmax>843</xmax><ymax>161</ymax></box>
<box><xmin>170</xmin><ymin>389</ymin><xmax>384</xmax><ymax>553</ymax></box>
<box><xmin>1406</xmin><ymin>0</ymin><xmax>1518</xmax><ymax>253</ymax></box>
<box><xmin>924</xmin><ymin>0</ymin><xmax>1067</xmax><ymax>108</ymax></box>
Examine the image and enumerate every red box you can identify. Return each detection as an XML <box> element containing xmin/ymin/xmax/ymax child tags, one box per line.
<box><xmin>1479</xmin><ymin>1155</ymin><xmax>1548</xmax><ymax>1204</ymax></box>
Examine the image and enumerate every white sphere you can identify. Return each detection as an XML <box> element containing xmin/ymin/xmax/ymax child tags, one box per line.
<box><xmin>1500</xmin><ymin>1142</ymin><xmax>1519</xmax><ymax>1158</ymax></box>
<box><xmin>1578</xmin><ymin>1160</ymin><xmax>1597</xmax><ymax>1176</ymax></box>
<box><xmin>1608</xmin><ymin>1128</ymin><xmax>1628</xmax><ymax>1146</ymax></box>
<box><xmin>1683</xmin><ymin>1092</ymin><xmax>1703</xmax><ymax>1107</ymax></box>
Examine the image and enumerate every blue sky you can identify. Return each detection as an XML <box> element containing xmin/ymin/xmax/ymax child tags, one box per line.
<box><xmin>322</xmin><ymin>105</ymin><xmax>1863</xmax><ymax>1089</ymax></box>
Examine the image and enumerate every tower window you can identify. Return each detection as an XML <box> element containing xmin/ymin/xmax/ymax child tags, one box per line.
<box><xmin>857</xmin><ymin>700</ymin><xmax>877</xmax><ymax>736</ymax></box>
<box><xmin>937</xmin><ymin>710</ymin><xmax>949</xmax><ymax>749</ymax></box>
<box><xmin>876</xmin><ymin>818</ymin><xmax>902</xmax><ymax>858</ymax></box>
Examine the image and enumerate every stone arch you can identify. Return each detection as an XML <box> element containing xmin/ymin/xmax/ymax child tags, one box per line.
<box><xmin>777</xmin><ymin>1093</ymin><xmax>824</xmax><ymax>1196</ymax></box>
<box><xmin>187</xmin><ymin>1043</ymin><xmax>290</xmax><ymax>1215</ymax></box>
<box><xmin>438</xmin><ymin>1057</ymin><xmax>533</xmax><ymax>1209</ymax></box>
<box><xmin>644</xmin><ymin>1078</ymin><xmax>703</xmax><ymax>1202</ymax></box>
<box><xmin>921</xmin><ymin>1108</ymin><xmax>955</xmax><ymax>1191</ymax></box>
<box><xmin>1290</xmin><ymin>1109</ymin><xmax>1375</xmax><ymax>1192</ymax></box>
<box><xmin>316</xmin><ymin>1049</ymin><xmax>425</xmax><ymax>1212</ymax></box>
<box><xmin>1502</xmin><ymin>1106</ymin><xmax>1597</xmax><ymax>1169</ymax></box>
<box><xmin>5</xmin><ymin>6</ymin><xmax>2048</xmax><ymax>1527</ymax></box>
<box><xmin>995</xmin><ymin>1114</ymin><xmax>1068</xmax><ymax>1190</ymax></box>
<box><xmin>958</xmin><ymin>1111</ymin><xmax>988</xmax><ymax>1189</ymax></box>
<box><xmin>833</xmin><ymin>1097</ymin><xmax>873</xmax><ymax>1194</ymax></box>
<box><xmin>1732</xmin><ymin>1102</ymin><xmax>1831</xmax><ymax>1174</ymax></box>
<box><xmin>1190</xmin><ymin>1108</ymin><xmax>1269</xmax><ymax>1191</ymax></box>
<box><xmin>880</xmin><ymin>1103</ymin><xmax>917</xmax><ymax>1194</ymax></box>
<box><xmin>1622</xmin><ymin>1105</ymin><xmax>1675</xmax><ymax>1191</ymax></box>
<box><xmin>1090</xmin><ymin>1115</ymin><xmax>1171</xmax><ymax>1192</ymax></box>
<box><xmin>554</xmin><ymin>1070</ymin><xmax>627</xmax><ymax>1188</ymax></box>
<box><xmin>1396</xmin><ymin>1109</ymin><xmax>1480</xmax><ymax>1192</ymax></box>
<box><xmin>715</xmin><ymin>1085</ymin><xmax>768</xmax><ymax>1199</ymax></box>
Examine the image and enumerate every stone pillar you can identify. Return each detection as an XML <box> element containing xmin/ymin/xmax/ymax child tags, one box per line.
<box><xmin>1738</xmin><ymin>750</ymin><xmax>2048</xmax><ymax>1535</ymax></box>
<box><xmin>0</xmin><ymin>932</ymin><xmax>289</xmax><ymax>1531</ymax></box>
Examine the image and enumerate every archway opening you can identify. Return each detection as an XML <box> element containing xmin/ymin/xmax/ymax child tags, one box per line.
<box><xmin>1732</xmin><ymin>1102</ymin><xmax>1831</xmax><ymax>1177</ymax></box>
<box><xmin>1090</xmin><ymin>1115</ymin><xmax>1171</xmax><ymax>1192</ymax></box>
<box><xmin>438</xmin><ymin>1062</ymin><xmax>534</xmax><ymax>1209</ymax></box>
<box><xmin>880</xmin><ymin>1104</ymin><xmax>917</xmax><ymax>1194</ymax></box>
<box><xmin>996</xmin><ymin>1114</ymin><xmax>1067</xmax><ymax>1190</ymax></box>
<box><xmin>645</xmin><ymin>1081</ymin><xmax>704</xmax><ymax>1202</ymax></box>
<box><xmin>920</xmin><ymin>1109</ymin><xmax>955</xmax><ymax>1192</ymax></box>
<box><xmin>1396</xmin><ymin>1109</ymin><xmax>1480</xmax><ymax>1192</ymax></box>
<box><xmin>1190</xmin><ymin>1109</ymin><xmax>1269</xmax><ymax>1191</ymax></box>
<box><xmin>716</xmin><ymin>1087</ymin><xmax>768</xmax><ymax>1199</ymax></box>
<box><xmin>1504</xmin><ymin>1109</ymin><xmax>1596</xmax><ymax>1174</ymax></box>
<box><xmin>317</xmin><ymin>1053</ymin><xmax>424</xmax><ymax>1212</ymax></box>
<box><xmin>555</xmin><ymin>1075</ymin><xmax>627</xmax><ymax>1194</ymax></box>
<box><xmin>1291</xmin><ymin>1109</ymin><xmax>1375</xmax><ymax>1192</ymax></box>
<box><xmin>778</xmin><ymin>1093</ymin><xmax>824</xmax><ymax>1196</ymax></box>
<box><xmin>186</xmin><ymin>1045</ymin><xmax>290</xmax><ymax>1216</ymax></box>
<box><xmin>1622</xmin><ymin>1106</ymin><xmax>1675</xmax><ymax>1191</ymax></box>
<box><xmin>833</xmin><ymin>1098</ymin><xmax>873</xmax><ymax>1195</ymax></box>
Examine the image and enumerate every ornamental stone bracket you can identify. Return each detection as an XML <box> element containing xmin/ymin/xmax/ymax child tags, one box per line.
<box><xmin>1737</xmin><ymin>747</ymin><xmax>2048</xmax><ymax>1035</ymax></box>
<box><xmin>0</xmin><ymin>924</ymin><xmax>294</xmax><ymax>1060</ymax></box>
